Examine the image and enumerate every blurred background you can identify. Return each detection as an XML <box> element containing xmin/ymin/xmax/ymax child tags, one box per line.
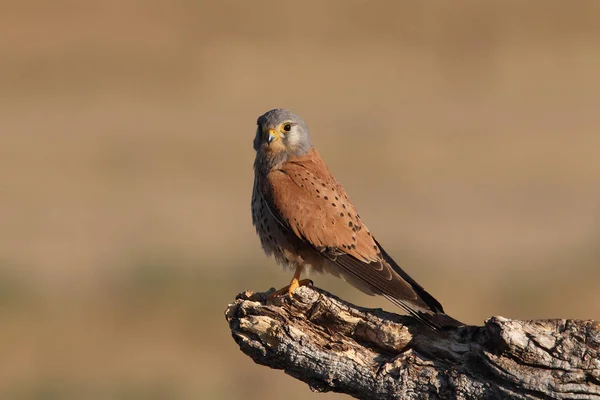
<box><xmin>1</xmin><ymin>1</ymin><xmax>600</xmax><ymax>399</ymax></box>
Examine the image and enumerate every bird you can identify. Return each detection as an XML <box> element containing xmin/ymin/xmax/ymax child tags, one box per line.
<box><xmin>251</xmin><ymin>108</ymin><xmax>461</xmax><ymax>329</ymax></box>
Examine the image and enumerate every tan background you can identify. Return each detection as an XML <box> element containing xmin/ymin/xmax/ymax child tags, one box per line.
<box><xmin>1</xmin><ymin>1</ymin><xmax>600</xmax><ymax>399</ymax></box>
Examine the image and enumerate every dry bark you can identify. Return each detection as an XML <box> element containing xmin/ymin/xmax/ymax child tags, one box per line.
<box><xmin>225</xmin><ymin>285</ymin><xmax>600</xmax><ymax>399</ymax></box>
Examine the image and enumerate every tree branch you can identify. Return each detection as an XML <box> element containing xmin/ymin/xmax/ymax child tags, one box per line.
<box><xmin>225</xmin><ymin>286</ymin><xmax>600</xmax><ymax>399</ymax></box>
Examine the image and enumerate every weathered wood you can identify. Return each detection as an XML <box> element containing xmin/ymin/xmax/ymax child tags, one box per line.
<box><xmin>225</xmin><ymin>286</ymin><xmax>600</xmax><ymax>399</ymax></box>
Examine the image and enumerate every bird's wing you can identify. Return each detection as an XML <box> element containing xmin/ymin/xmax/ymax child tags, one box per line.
<box><xmin>262</xmin><ymin>148</ymin><xmax>442</xmax><ymax>319</ymax></box>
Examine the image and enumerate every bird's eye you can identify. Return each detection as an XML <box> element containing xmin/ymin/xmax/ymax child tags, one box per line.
<box><xmin>282</xmin><ymin>124</ymin><xmax>292</xmax><ymax>132</ymax></box>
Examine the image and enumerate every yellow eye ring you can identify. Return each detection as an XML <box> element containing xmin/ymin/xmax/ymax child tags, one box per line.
<box><xmin>281</xmin><ymin>123</ymin><xmax>292</xmax><ymax>132</ymax></box>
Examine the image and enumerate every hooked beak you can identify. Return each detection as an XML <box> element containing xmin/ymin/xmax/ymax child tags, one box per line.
<box><xmin>267</xmin><ymin>129</ymin><xmax>280</xmax><ymax>144</ymax></box>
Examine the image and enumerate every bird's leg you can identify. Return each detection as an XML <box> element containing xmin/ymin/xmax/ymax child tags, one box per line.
<box><xmin>287</xmin><ymin>265</ymin><xmax>311</xmax><ymax>297</ymax></box>
<box><xmin>269</xmin><ymin>265</ymin><xmax>312</xmax><ymax>299</ymax></box>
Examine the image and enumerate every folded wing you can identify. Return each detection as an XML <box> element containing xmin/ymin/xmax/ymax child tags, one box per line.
<box><xmin>262</xmin><ymin>149</ymin><xmax>450</xmax><ymax>327</ymax></box>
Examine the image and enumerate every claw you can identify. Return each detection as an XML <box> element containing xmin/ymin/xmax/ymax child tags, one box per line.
<box><xmin>268</xmin><ymin>265</ymin><xmax>313</xmax><ymax>300</ymax></box>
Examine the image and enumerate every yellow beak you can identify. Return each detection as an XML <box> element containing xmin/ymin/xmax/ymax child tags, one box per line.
<box><xmin>267</xmin><ymin>129</ymin><xmax>280</xmax><ymax>144</ymax></box>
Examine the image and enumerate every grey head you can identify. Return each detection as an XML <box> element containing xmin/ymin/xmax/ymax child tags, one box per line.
<box><xmin>253</xmin><ymin>109</ymin><xmax>312</xmax><ymax>157</ymax></box>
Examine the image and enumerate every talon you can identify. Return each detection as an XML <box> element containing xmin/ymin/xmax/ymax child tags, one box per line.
<box><xmin>269</xmin><ymin>279</ymin><xmax>313</xmax><ymax>299</ymax></box>
<box><xmin>268</xmin><ymin>264</ymin><xmax>312</xmax><ymax>300</ymax></box>
<box><xmin>287</xmin><ymin>278</ymin><xmax>299</xmax><ymax>298</ymax></box>
<box><xmin>286</xmin><ymin>278</ymin><xmax>313</xmax><ymax>298</ymax></box>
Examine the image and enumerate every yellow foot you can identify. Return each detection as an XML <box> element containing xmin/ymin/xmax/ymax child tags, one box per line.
<box><xmin>268</xmin><ymin>279</ymin><xmax>313</xmax><ymax>299</ymax></box>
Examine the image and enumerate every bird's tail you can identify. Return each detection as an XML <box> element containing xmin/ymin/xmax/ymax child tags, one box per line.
<box><xmin>376</xmin><ymin>240</ymin><xmax>465</xmax><ymax>330</ymax></box>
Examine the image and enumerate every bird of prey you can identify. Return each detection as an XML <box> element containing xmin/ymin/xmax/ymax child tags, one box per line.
<box><xmin>251</xmin><ymin>109</ymin><xmax>461</xmax><ymax>329</ymax></box>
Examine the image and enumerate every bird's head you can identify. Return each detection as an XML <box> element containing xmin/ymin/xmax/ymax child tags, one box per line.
<box><xmin>253</xmin><ymin>109</ymin><xmax>312</xmax><ymax>158</ymax></box>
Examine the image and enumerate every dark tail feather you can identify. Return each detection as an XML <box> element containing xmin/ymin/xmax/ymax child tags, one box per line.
<box><xmin>376</xmin><ymin>240</ymin><xmax>465</xmax><ymax>329</ymax></box>
<box><xmin>422</xmin><ymin>312</ymin><xmax>465</xmax><ymax>330</ymax></box>
<box><xmin>383</xmin><ymin>294</ymin><xmax>465</xmax><ymax>330</ymax></box>
<box><xmin>375</xmin><ymin>240</ymin><xmax>445</xmax><ymax>313</ymax></box>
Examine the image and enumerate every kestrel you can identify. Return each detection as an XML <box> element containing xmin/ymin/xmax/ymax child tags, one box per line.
<box><xmin>251</xmin><ymin>109</ymin><xmax>460</xmax><ymax>328</ymax></box>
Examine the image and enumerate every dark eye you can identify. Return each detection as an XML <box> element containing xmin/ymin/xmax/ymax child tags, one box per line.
<box><xmin>283</xmin><ymin>124</ymin><xmax>291</xmax><ymax>132</ymax></box>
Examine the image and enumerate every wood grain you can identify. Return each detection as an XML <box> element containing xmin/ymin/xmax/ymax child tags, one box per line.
<box><xmin>226</xmin><ymin>286</ymin><xmax>600</xmax><ymax>399</ymax></box>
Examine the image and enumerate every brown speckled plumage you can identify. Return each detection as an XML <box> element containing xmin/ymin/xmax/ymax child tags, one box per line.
<box><xmin>251</xmin><ymin>109</ymin><xmax>460</xmax><ymax>329</ymax></box>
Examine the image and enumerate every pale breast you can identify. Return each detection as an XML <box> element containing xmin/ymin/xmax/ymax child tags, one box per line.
<box><xmin>252</xmin><ymin>178</ymin><xmax>306</xmax><ymax>270</ymax></box>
